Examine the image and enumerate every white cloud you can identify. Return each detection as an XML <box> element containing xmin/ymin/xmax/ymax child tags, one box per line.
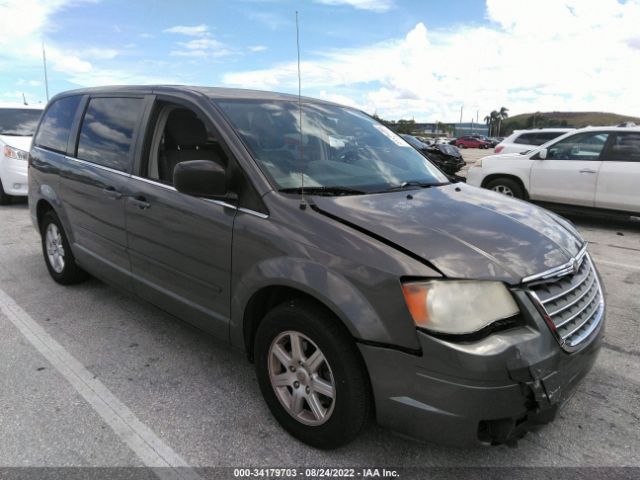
<box><xmin>246</xmin><ymin>12</ymin><xmax>287</xmax><ymax>30</ymax></box>
<box><xmin>163</xmin><ymin>24</ymin><xmax>209</xmax><ymax>36</ymax></box>
<box><xmin>224</xmin><ymin>0</ymin><xmax>640</xmax><ymax>121</ymax></box>
<box><xmin>249</xmin><ymin>45</ymin><xmax>268</xmax><ymax>52</ymax></box>
<box><xmin>313</xmin><ymin>0</ymin><xmax>395</xmax><ymax>13</ymax></box>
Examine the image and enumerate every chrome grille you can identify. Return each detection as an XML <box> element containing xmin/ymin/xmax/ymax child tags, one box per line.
<box><xmin>527</xmin><ymin>251</ymin><xmax>604</xmax><ymax>352</ymax></box>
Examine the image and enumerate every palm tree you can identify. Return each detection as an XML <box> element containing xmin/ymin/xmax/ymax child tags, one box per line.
<box><xmin>497</xmin><ymin>107</ymin><xmax>509</xmax><ymax>136</ymax></box>
<box><xmin>484</xmin><ymin>114</ymin><xmax>492</xmax><ymax>136</ymax></box>
<box><xmin>490</xmin><ymin>110</ymin><xmax>500</xmax><ymax>137</ymax></box>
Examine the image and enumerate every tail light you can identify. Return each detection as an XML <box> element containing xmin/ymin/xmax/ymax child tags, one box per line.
<box><xmin>495</xmin><ymin>146</ymin><xmax>504</xmax><ymax>154</ymax></box>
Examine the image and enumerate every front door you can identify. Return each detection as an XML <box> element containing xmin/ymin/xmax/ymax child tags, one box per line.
<box><xmin>529</xmin><ymin>131</ymin><xmax>609</xmax><ymax>207</ymax></box>
<box><xmin>596</xmin><ymin>131</ymin><xmax>640</xmax><ymax>213</ymax></box>
<box><xmin>125</xmin><ymin>99</ymin><xmax>235</xmax><ymax>339</ymax></box>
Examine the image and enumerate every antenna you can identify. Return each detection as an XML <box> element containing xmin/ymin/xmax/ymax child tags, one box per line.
<box><xmin>296</xmin><ymin>11</ymin><xmax>306</xmax><ymax>210</ymax></box>
<box><xmin>42</xmin><ymin>40</ymin><xmax>50</xmax><ymax>102</ymax></box>
<box><xmin>22</xmin><ymin>93</ymin><xmax>28</xmax><ymax>105</ymax></box>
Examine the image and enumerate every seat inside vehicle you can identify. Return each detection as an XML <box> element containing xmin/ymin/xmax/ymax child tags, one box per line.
<box><xmin>148</xmin><ymin>106</ymin><xmax>227</xmax><ymax>184</ymax></box>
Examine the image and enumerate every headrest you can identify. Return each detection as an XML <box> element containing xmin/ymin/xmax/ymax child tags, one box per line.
<box><xmin>165</xmin><ymin>109</ymin><xmax>208</xmax><ymax>146</ymax></box>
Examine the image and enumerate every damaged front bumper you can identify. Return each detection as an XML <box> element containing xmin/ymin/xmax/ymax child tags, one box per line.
<box><xmin>358</xmin><ymin>291</ymin><xmax>603</xmax><ymax>446</ymax></box>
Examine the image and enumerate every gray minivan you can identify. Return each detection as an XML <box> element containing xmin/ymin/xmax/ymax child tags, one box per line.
<box><xmin>28</xmin><ymin>86</ymin><xmax>604</xmax><ymax>449</ymax></box>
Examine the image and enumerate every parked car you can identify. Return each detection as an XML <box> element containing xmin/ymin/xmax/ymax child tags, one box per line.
<box><xmin>0</xmin><ymin>103</ymin><xmax>44</xmax><ymax>204</ymax></box>
<box><xmin>30</xmin><ymin>86</ymin><xmax>604</xmax><ymax>449</ymax></box>
<box><xmin>400</xmin><ymin>133</ymin><xmax>465</xmax><ymax>174</ymax></box>
<box><xmin>467</xmin><ymin>126</ymin><xmax>640</xmax><ymax>217</ymax></box>
<box><xmin>452</xmin><ymin>135</ymin><xmax>490</xmax><ymax>149</ymax></box>
<box><xmin>495</xmin><ymin>128</ymin><xmax>573</xmax><ymax>154</ymax></box>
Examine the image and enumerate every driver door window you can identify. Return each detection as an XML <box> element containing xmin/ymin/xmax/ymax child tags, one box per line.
<box><xmin>530</xmin><ymin>132</ymin><xmax>609</xmax><ymax>207</ymax></box>
<box><xmin>145</xmin><ymin>103</ymin><xmax>227</xmax><ymax>185</ymax></box>
<box><xmin>547</xmin><ymin>132</ymin><xmax>609</xmax><ymax>161</ymax></box>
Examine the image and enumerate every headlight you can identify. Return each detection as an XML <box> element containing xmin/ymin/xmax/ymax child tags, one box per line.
<box><xmin>401</xmin><ymin>280</ymin><xmax>519</xmax><ymax>335</ymax></box>
<box><xmin>3</xmin><ymin>145</ymin><xmax>28</xmax><ymax>161</ymax></box>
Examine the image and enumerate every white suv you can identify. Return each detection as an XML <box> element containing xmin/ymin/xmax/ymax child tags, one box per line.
<box><xmin>0</xmin><ymin>104</ymin><xmax>43</xmax><ymax>204</ymax></box>
<box><xmin>495</xmin><ymin>128</ymin><xmax>573</xmax><ymax>154</ymax></box>
<box><xmin>467</xmin><ymin>126</ymin><xmax>640</xmax><ymax>216</ymax></box>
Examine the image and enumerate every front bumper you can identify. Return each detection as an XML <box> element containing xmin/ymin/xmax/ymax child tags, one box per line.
<box><xmin>465</xmin><ymin>166</ymin><xmax>484</xmax><ymax>187</ymax></box>
<box><xmin>0</xmin><ymin>155</ymin><xmax>28</xmax><ymax>196</ymax></box>
<box><xmin>359</xmin><ymin>292</ymin><xmax>603</xmax><ymax>446</ymax></box>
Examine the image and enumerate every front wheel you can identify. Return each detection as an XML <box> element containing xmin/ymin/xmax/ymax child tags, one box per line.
<box><xmin>485</xmin><ymin>177</ymin><xmax>525</xmax><ymax>199</ymax></box>
<box><xmin>40</xmin><ymin>210</ymin><xmax>88</xmax><ymax>284</ymax></box>
<box><xmin>254</xmin><ymin>300</ymin><xmax>372</xmax><ymax>449</ymax></box>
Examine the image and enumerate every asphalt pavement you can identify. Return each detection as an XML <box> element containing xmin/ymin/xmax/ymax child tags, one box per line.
<box><xmin>0</xmin><ymin>186</ymin><xmax>639</xmax><ymax>472</ymax></box>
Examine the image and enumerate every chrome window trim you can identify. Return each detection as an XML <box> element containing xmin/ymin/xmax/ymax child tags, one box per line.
<box><xmin>64</xmin><ymin>155</ymin><xmax>131</xmax><ymax>177</ymax></box>
<box><xmin>129</xmin><ymin>175</ymin><xmax>269</xmax><ymax>219</ymax></box>
<box><xmin>521</xmin><ymin>245</ymin><xmax>588</xmax><ymax>284</ymax></box>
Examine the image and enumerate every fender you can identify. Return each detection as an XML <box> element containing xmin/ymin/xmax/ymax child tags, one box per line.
<box><xmin>229</xmin><ymin>256</ymin><xmax>420</xmax><ymax>352</ymax></box>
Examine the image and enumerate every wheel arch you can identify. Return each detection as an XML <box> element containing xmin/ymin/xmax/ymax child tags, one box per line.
<box><xmin>231</xmin><ymin>258</ymin><xmax>409</xmax><ymax>361</ymax></box>
<box><xmin>481</xmin><ymin>173</ymin><xmax>529</xmax><ymax>199</ymax></box>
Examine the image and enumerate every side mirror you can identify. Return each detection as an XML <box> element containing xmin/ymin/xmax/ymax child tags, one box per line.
<box><xmin>174</xmin><ymin>160</ymin><xmax>227</xmax><ymax>199</ymax></box>
<box><xmin>538</xmin><ymin>148</ymin><xmax>547</xmax><ymax>160</ymax></box>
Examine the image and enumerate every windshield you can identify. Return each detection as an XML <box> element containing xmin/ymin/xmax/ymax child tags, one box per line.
<box><xmin>214</xmin><ymin>99</ymin><xmax>448</xmax><ymax>193</ymax></box>
<box><xmin>0</xmin><ymin>108</ymin><xmax>43</xmax><ymax>136</ymax></box>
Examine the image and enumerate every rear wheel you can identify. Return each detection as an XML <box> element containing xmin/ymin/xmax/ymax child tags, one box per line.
<box><xmin>485</xmin><ymin>177</ymin><xmax>525</xmax><ymax>199</ymax></box>
<box><xmin>40</xmin><ymin>210</ymin><xmax>88</xmax><ymax>284</ymax></box>
<box><xmin>0</xmin><ymin>179</ymin><xmax>12</xmax><ymax>205</ymax></box>
<box><xmin>254</xmin><ymin>300</ymin><xmax>371</xmax><ymax>449</ymax></box>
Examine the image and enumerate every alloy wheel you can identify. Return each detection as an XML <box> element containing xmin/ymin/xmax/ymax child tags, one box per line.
<box><xmin>45</xmin><ymin>223</ymin><xmax>65</xmax><ymax>273</ymax></box>
<box><xmin>268</xmin><ymin>330</ymin><xmax>336</xmax><ymax>426</ymax></box>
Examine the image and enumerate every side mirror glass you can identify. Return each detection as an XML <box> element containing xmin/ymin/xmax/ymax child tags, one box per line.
<box><xmin>538</xmin><ymin>148</ymin><xmax>547</xmax><ymax>160</ymax></box>
<box><xmin>174</xmin><ymin>160</ymin><xmax>227</xmax><ymax>199</ymax></box>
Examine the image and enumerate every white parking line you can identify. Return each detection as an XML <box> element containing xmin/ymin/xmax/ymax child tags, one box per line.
<box><xmin>593</xmin><ymin>259</ymin><xmax>640</xmax><ymax>271</ymax></box>
<box><xmin>0</xmin><ymin>288</ymin><xmax>202</xmax><ymax>480</ymax></box>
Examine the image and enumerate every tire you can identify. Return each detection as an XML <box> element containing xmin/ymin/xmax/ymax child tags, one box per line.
<box><xmin>40</xmin><ymin>210</ymin><xmax>88</xmax><ymax>284</ymax></box>
<box><xmin>485</xmin><ymin>177</ymin><xmax>525</xmax><ymax>199</ymax></box>
<box><xmin>0</xmin><ymin>179</ymin><xmax>12</xmax><ymax>205</ymax></box>
<box><xmin>254</xmin><ymin>299</ymin><xmax>371</xmax><ymax>449</ymax></box>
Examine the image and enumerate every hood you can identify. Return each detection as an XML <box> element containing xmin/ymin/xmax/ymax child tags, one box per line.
<box><xmin>312</xmin><ymin>183</ymin><xmax>584</xmax><ymax>284</ymax></box>
<box><xmin>0</xmin><ymin>135</ymin><xmax>33</xmax><ymax>152</ymax></box>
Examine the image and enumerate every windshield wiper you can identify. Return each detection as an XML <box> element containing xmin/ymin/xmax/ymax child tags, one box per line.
<box><xmin>279</xmin><ymin>186</ymin><xmax>367</xmax><ymax>196</ymax></box>
<box><xmin>379</xmin><ymin>181</ymin><xmax>449</xmax><ymax>192</ymax></box>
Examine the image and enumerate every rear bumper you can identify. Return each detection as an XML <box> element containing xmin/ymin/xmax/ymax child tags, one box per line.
<box><xmin>359</xmin><ymin>298</ymin><xmax>603</xmax><ymax>446</ymax></box>
<box><xmin>0</xmin><ymin>156</ymin><xmax>28</xmax><ymax>196</ymax></box>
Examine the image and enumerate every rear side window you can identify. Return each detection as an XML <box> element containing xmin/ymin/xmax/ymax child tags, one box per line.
<box><xmin>606</xmin><ymin>132</ymin><xmax>640</xmax><ymax>162</ymax></box>
<box><xmin>34</xmin><ymin>96</ymin><xmax>82</xmax><ymax>153</ymax></box>
<box><xmin>76</xmin><ymin>97</ymin><xmax>143</xmax><ymax>171</ymax></box>
<box><xmin>534</xmin><ymin>131</ymin><xmax>565</xmax><ymax>145</ymax></box>
<box><xmin>514</xmin><ymin>133</ymin><xmax>537</xmax><ymax>145</ymax></box>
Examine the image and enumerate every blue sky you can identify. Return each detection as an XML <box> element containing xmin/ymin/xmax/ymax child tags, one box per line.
<box><xmin>1</xmin><ymin>0</ymin><xmax>639</xmax><ymax>121</ymax></box>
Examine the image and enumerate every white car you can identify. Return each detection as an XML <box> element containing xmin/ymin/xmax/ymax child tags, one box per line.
<box><xmin>467</xmin><ymin>126</ymin><xmax>640</xmax><ymax>216</ymax></box>
<box><xmin>0</xmin><ymin>104</ymin><xmax>43</xmax><ymax>204</ymax></box>
<box><xmin>495</xmin><ymin>128</ymin><xmax>573</xmax><ymax>154</ymax></box>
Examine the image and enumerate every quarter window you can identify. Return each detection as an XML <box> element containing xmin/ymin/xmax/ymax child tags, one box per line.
<box><xmin>514</xmin><ymin>133</ymin><xmax>537</xmax><ymax>145</ymax></box>
<box><xmin>34</xmin><ymin>96</ymin><xmax>82</xmax><ymax>153</ymax></box>
<box><xmin>534</xmin><ymin>131</ymin><xmax>565</xmax><ymax>145</ymax></box>
<box><xmin>76</xmin><ymin>97</ymin><xmax>143</xmax><ymax>171</ymax></box>
<box><xmin>605</xmin><ymin>132</ymin><xmax>640</xmax><ymax>162</ymax></box>
<box><xmin>547</xmin><ymin>132</ymin><xmax>609</xmax><ymax>161</ymax></box>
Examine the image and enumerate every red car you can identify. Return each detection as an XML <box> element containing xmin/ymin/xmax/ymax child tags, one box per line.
<box><xmin>452</xmin><ymin>135</ymin><xmax>490</xmax><ymax>149</ymax></box>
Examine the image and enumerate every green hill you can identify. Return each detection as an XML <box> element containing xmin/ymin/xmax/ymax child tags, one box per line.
<box><xmin>502</xmin><ymin>111</ymin><xmax>640</xmax><ymax>135</ymax></box>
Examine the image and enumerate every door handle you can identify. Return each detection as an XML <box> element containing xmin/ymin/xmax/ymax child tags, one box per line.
<box><xmin>102</xmin><ymin>186</ymin><xmax>123</xmax><ymax>199</ymax></box>
<box><xmin>579</xmin><ymin>169</ymin><xmax>597</xmax><ymax>174</ymax></box>
<box><xmin>130</xmin><ymin>195</ymin><xmax>151</xmax><ymax>210</ymax></box>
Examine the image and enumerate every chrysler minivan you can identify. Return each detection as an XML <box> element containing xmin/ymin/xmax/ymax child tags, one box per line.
<box><xmin>29</xmin><ymin>86</ymin><xmax>604</xmax><ymax>449</ymax></box>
